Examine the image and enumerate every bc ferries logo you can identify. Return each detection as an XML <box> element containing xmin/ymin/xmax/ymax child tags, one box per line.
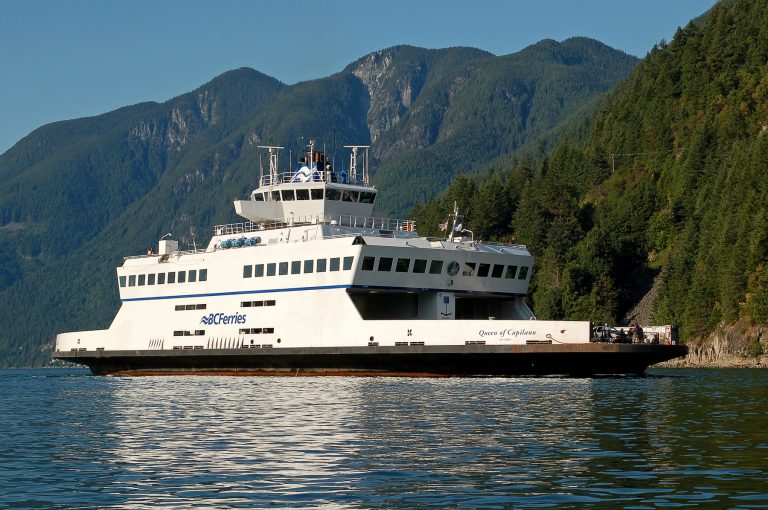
<box><xmin>200</xmin><ymin>313</ymin><xmax>247</xmax><ymax>325</ymax></box>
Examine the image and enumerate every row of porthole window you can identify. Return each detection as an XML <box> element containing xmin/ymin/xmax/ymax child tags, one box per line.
<box><xmin>360</xmin><ymin>256</ymin><xmax>529</xmax><ymax>280</ymax></box>
<box><xmin>241</xmin><ymin>300</ymin><xmax>276</xmax><ymax>307</ymax></box>
<box><xmin>244</xmin><ymin>256</ymin><xmax>354</xmax><ymax>278</ymax></box>
<box><xmin>175</xmin><ymin>304</ymin><xmax>207</xmax><ymax>311</ymax></box>
<box><xmin>120</xmin><ymin>269</ymin><xmax>208</xmax><ymax>288</ymax></box>
<box><xmin>173</xmin><ymin>330</ymin><xmax>205</xmax><ymax>336</ymax></box>
<box><xmin>238</xmin><ymin>328</ymin><xmax>276</xmax><ymax>334</ymax></box>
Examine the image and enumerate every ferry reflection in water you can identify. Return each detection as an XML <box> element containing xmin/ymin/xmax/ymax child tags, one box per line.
<box><xmin>30</xmin><ymin>370</ymin><xmax>768</xmax><ymax>508</ymax></box>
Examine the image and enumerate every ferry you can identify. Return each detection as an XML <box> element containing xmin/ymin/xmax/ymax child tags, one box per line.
<box><xmin>53</xmin><ymin>142</ymin><xmax>687</xmax><ymax>376</ymax></box>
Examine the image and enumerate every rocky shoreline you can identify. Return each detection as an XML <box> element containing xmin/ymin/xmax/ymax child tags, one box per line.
<box><xmin>655</xmin><ymin>321</ymin><xmax>765</xmax><ymax>368</ymax></box>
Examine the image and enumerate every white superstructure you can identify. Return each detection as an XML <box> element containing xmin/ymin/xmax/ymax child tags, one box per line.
<box><xmin>55</xmin><ymin>143</ymin><xmax>591</xmax><ymax>361</ymax></box>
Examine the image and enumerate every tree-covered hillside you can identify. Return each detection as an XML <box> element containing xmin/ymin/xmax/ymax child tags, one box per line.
<box><xmin>414</xmin><ymin>0</ymin><xmax>768</xmax><ymax>343</ymax></box>
<box><xmin>0</xmin><ymin>42</ymin><xmax>638</xmax><ymax>367</ymax></box>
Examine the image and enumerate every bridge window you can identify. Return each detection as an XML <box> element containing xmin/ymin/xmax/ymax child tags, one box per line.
<box><xmin>326</xmin><ymin>189</ymin><xmax>341</xmax><ymax>201</ymax></box>
<box><xmin>291</xmin><ymin>261</ymin><xmax>301</xmax><ymax>274</ymax></box>
<box><xmin>189</xmin><ymin>270</ymin><xmax>197</xmax><ymax>282</ymax></box>
<box><xmin>330</xmin><ymin>257</ymin><xmax>340</xmax><ymax>271</ymax></box>
<box><xmin>361</xmin><ymin>256</ymin><xmax>375</xmax><ymax>271</ymax></box>
<box><xmin>243</xmin><ymin>265</ymin><xmax>252</xmax><ymax>278</ymax></box>
<box><xmin>378</xmin><ymin>257</ymin><xmax>393</xmax><ymax>272</ymax></box>
<box><xmin>304</xmin><ymin>260</ymin><xmax>314</xmax><ymax>273</ymax></box>
<box><xmin>254</xmin><ymin>264</ymin><xmax>264</xmax><ymax>277</ymax></box>
<box><xmin>429</xmin><ymin>260</ymin><xmax>443</xmax><ymax>274</ymax></box>
<box><xmin>505</xmin><ymin>266</ymin><xmax>518</xmax><ymax>279</ymax></box>
<box><xmin>271</xmin><ymin>190</ymin><xmax>281</xmax><ymax>201</ymax></box>
<box><xmin>138</xmin><ymin>274</ymin><xmax>146</xmax><ymax>286</ymax></box>
<box><xmin>148</xmin><ymin>273</ymin><xmax>156</xmax><ymax>285</ymax></box>
<box><xmin>158</xmin><ymin>273</ymin><xmax>166</xmax><ymax>284</ymax></box>
<box><xmin>296</xmin><ymin>189</ymin><xmax>310</xmax><ymax>200</ymax></box>
<box><xmin>253</xmin><ymin>192</ymin><xmax>265</xmax><ymax>201</ymax></box>
<box><xmin>199</xmin><ymin>269</ymin><xmax>208</xmax><ymax>281</ymax></box>
<box><xmin>396</xmin><ymin>258</ymin><xmax>410</xmax><ymax>272</ymax></box>
<box><xmin>341</xmin><ymin>190</ymin><xmax>359</xmax><ymax>202</ymax></box>
<box><xmin>478</xmin><ymin>263</ymin><xmax>490</xmax><ymax>278</ymax></box>
<box><xmin>281</xmin><ymin>190</ymin><xmax>295</xmax><ymax>201</ymax></box>
<box><xmin>310</xmin><ymin>189</ymin><xmax>324</xmax><ymax>200</ymax></box>
<box><xmin>343</xmin><ymin>256</ymin><xmax>353</xmax><ymax>270</ymax></box>
<box><xmin>413</xmin><ymin>259</ymin><xmax>427</xmax><ymax>273</ymax></box>
<box><xmin>463</xmin><ymin>262</ymin><xmax>476</xmax><ymax>276</ymax></box>
<box><xmin>119</xmin><ymin>276</ymin><xmax>126</xmax><ymax>287</ymax></box>
<box><xmin>267</xmin><ymin>263</ymin><xmax>276</xmax><ymax>276</ymax></box>
<box><xmin>317</xmin><ymin>259</ymin><xmax>327</xmax><ymax>272</ymax></box>
<box><xmin>359</xmin><ymin>191</ymin><xmax>376</xmax><ymax>204</ymax></box>
<box><xmin>279</xmin><ymin>262</ymin><xmax>288</xmax><ymax>275</ymax></box>
<box><xmin>491</xmin><ymin>264</ymin><xmax>504</xmax><ymax>278</ymax></box>
<box><xmin>518</xmin><ymin>267</ymin><xmax>529</xmax><ymax>280</ymax></box>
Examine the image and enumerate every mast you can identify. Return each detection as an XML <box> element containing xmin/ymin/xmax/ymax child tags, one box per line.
<box><xmin>257</xmin><ymin>145</ymin><xmax>284</xmax><ymax>185</ymax></box>
<box><xmin>344</xmin><ymin>145</ymin><xmax>370</xmax><ymax>185</ymax></box>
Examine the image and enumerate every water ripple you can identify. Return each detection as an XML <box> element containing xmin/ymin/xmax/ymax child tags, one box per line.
<box><xmin>1</xmin><ymin>368</ymin><xmax>767</xmax><ymax>508</ymax></box>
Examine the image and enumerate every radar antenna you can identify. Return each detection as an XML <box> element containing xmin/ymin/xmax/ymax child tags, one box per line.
<box><xmin>257</xmin><ymin>145</ymin><xmax>284</xmax><ymax>185</ymax></box>
<box><xmin>344</xmin><ymin>145</ymin><xmax>370</xmax><ymax>185</ymax></box>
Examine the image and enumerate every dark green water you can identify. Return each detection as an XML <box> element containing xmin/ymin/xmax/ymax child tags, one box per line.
<box><xmin>1</xmin><ymin>368</ymin><xmax>766</xmax><ymax>508</ymax></box>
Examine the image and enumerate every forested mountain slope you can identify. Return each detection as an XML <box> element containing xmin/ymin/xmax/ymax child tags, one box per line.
<box><xmin>0</xmin><ymin>41</ymin><xmax>637</xmax><ymax>366</ymax></box>
<box><xmin>414</xmin><ymin>0</ymin><xmax>768</xmax><ymax>345</ymax></box>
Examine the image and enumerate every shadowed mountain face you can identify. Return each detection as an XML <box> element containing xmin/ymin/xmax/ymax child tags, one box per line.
<box><xmin>0</xmin><ymin>40</ymin><xmax>638</xmax><ymax>366</ymax></box>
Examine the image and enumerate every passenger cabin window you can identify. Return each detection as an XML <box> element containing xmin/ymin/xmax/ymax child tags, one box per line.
<box><xmin>343</xmin><ymin>256</ymin><xmax>353</xmax><ymax>270</ymax></box>
<box><xmin>396</xmin><ymin>258</ymin><xmax>410</xmax><ymax>272</ymax></box>
<box><xmin>317</xmin><ymin>259</ymin><xmax>327</xmax><ymax>272</ymax></box>
<box><xmin>359</xmin><ymin>191</ymin><xmax>376</xmax><ymax>204</ymax></box>
<box><xmin>243</xmin><ymin>265</ymin><xmax>253</xmax><ymax>278</ymax></box>
<box><xmin>291</xmin><ymin>261</ymin><xmax>301</xmax><ymax>274</ymax></box>
<box><xmin>296</xmin><ymin>189</ymin><xmax>310</xmax><ymax>200</ymax></box>
<box><xmin>463</xmin><ymin>262</ymin><xmax>476</xmax><ymax>276</ymax></box>
<box><xmin>330</xmin><ymin>257</ymin><xmax>340</xmax><ymax>271</ymax></box>
<box><xmin>429</xmin><ymin>260</ymin><xmax>443</xmax><ymax>274</ymax></box>
<box><xmin>361</xmin><ymin>256</ymin><xmax>375</xmax><ymax>271</ymax></box>
<box><xmin>271</xmin><ymin>190</ymin><xmax>281</xmax><ymax>201</ymax></box>
<box><xmin>129</xmin><ymin>275</ymin><xmax>136</xmax><ymax>286</ymax></box>
<box><xmin>341</xmin><ymin>190</ymin><xmax>359</xmax><ymax>202</ymax></box>
<box><xmin>304</xmin><ymin>260</ymin><xmax>314</xmax><ymax>273</ymax></box>
<box><xmin>413</xmin><ymin>259</ymin><xmax>427</xmax><ymax>273</ymax></box>
<box><xmin>478</xmin><ymin>263</ymin><xmax>490</xmax><ymax>278</ymax></box>
<box><xmin>189</xmin><ymin>270</ymin><xmax>197</xmax><ymax>282</ymax></box>
<box><xmin>326</xmin><ymin>189</ymin><xmax>341</xmax><ymax>201</ymax></box>
<box><xmin>199</xmin><ymin>269</ymin><xmax>208</xmax><ymax>282</ymax></box>
<box><xmin>119</xmin><ymin>276</ymin><xmax>127</xmax><ymax>287</ymax></box>
<box><xmin>279</xmin><ymin>262</ymin><xmax>288</xmax><ymax>275</ymax></box>
<box><xmin>378</xmin><ymin>257</ymin><xmax>393</xmax><ymax>272</ymax></box>
<box><xmin>518</xmin><ymin>267</ymin><xmax>529</xmax><ymax>280</ymax></box>
<box><xmin>178</xmin><ymin>271</ymin><xmax>186</xmax><ymax>283</ymax></box>
<box><xmin>168</xmin><ymin>272</ymin><xmax>176</xmax><ymax>284</ymax></box>
<box><xmin>491</xmin><ymin>264</ymin><xmax>504</xmax><ymax>278</ymax></box>
<box><xmin>158</xmin><ymin>273</ymin><xmax>166</xmax><ymax>284</ymax></box>
<box><xmin>281</xmin><ymin>189</ymin><xmax>295</xmax><ymax>201</ymax></box>
<box><xmin>267</xmin><ymin>263</ymin><xmax>276</xmax><ymax>276</ymax></box>
<box><xmin>254</xmin><ymin>264</ymin><xmax>264</xmax><ymax>277</ymax></box>
<box><xmin>505</xmin><ymin>266</ymin><xmax>518</xmax><ymax>279</ymax></box>
<box><xmin>138</xmin><ymin>274</ymin><xmax>146</xmax><ymax>286</ymax></box>
<box><xmin>310</xmin><ymin>189</ymin><xmax>324</xmax><ymax>200</ymax></box>
<box><xmin>148</xmin><ymin>274</ymin><xmax>156</xmax><ymax>285</ymax></box>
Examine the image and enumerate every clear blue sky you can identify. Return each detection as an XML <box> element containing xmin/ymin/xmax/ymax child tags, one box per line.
<box><xmin>0</xmin><ymin>0</ymin><xmax>717</xmax><ymax>155</ymax></box>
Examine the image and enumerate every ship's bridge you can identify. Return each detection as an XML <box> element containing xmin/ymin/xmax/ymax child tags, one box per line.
<box><xmin>235</xmin><ymin>143</ymin><xmax>376</xmax><ymax>223</ymax></box>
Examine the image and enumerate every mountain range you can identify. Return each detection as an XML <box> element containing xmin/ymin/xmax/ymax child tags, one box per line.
<box><xmin>0</xmin><ymin>38</ymin><xmax>640</xmax><ymax>366</ymax></box>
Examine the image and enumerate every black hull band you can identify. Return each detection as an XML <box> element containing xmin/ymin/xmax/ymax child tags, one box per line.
<box><xmin>53</xmin><ymin>343</ymin><xmax>688</xmax><ymax>377</ymax></box>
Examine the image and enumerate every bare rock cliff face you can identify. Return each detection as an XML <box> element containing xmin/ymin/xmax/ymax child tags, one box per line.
<box><xmin>661</xmin><ymin>320</ymin><xmax>766</xmax><ymax>368</ymax></box>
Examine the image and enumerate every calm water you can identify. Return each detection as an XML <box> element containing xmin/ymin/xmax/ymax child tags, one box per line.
<box><xmin>1</xmin><ymin>369</ymin><xmax>767</xmax><ymax>509</ymax></box>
